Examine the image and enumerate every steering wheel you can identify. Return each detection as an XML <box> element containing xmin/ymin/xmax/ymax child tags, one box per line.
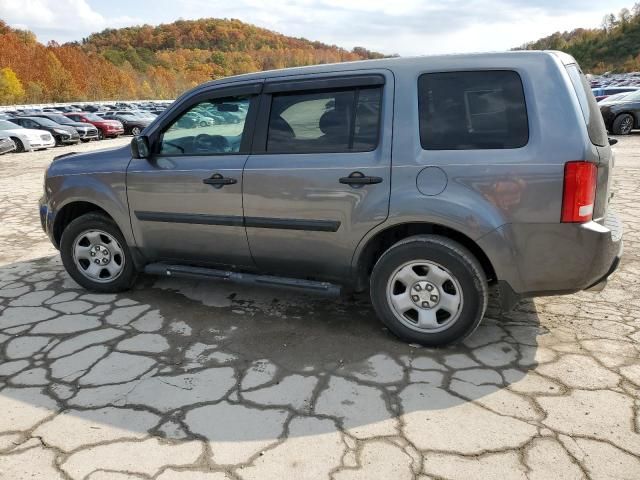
<box><xmin>194</xmin><ymin>134</ymin><xmax>229</xmax><ymax>153</ymax></box>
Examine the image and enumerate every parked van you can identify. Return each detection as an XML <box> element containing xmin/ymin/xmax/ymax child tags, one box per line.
<box><xmin>40</xmin><ymin>51</ymin><xmax>622</xmax><ymax>346</ymax></box>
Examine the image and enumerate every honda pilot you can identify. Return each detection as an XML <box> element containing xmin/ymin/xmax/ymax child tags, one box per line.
<box><xmin>39</xmin><ymin>51</ymin><xmax>622</xmax><ymax>346</ymax></box>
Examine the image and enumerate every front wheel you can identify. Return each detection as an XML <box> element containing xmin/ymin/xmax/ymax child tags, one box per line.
<box><xmin>60</xmin><ymin>213</ymin><xmax>137</xmax><ymax>293</ymax></box>
<box><xmin>612</xmin><ymin>113</ymin><xmax>634</xmax><ymax>135</ymax></box>
<box><xmin>131</xmin><ymin>126</ymin><xmax>141</xmax><ymax>136</ymax></box>
<box><xmin>11</xmin><ymin>137</ymin><xmax>24</xmax><ymax>152</ymax></box>
<box><xmin>370</xmin><ymin>235</ymin><xmax>488</xmax><ymax>346</ymax></box>
<box><xmin>97</xmin><ymin>130</ymin><xmax>104</xmax><ymax>140</ymax></box>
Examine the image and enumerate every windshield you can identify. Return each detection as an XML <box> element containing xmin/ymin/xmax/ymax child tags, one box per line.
<box><xmin>46</xmin><ymin>114</ymin><xmax>73</xmax><ymax>124</ymax></box>
<box><xmin>28</xmin><ymin>117</ymin><xmax>59</xmax><ymax>127</ymax></box>
<box><xmin>0</xmin><ymin>120</ymin><xmax>22</xmax><ymax>129</ymax></box>
<box><xmin>83</xmin><ymin>114</ymin><xmax>103</xmax><ymax>121</ymax></box>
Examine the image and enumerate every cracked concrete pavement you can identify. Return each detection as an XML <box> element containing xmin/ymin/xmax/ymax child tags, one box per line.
<box><xmin>0</xmin><ymin>135</ymin><xmax>639</xmax><ymax>479</ymax></box>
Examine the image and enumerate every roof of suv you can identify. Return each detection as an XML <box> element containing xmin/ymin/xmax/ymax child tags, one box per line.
<box><xmin>196</xmin><ymin>50</ymin><xmax>575</xmax><ymax>89</ymax></box>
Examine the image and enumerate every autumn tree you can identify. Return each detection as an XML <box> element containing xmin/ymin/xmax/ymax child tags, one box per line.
<box><xmin>0</xmin><ymin>18</ymin><xmax>386</xmax><ymax>103</ymax></box>
<box><xmin>0</xmin><ymin>67</ymin><xmax>25</xmax><ymax>104</ymax></box>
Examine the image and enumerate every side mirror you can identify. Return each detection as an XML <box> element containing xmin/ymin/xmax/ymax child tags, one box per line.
<box><xmin>131</xmin><ymin>135</ymin><xmax>150</xmax><ymax>159</ymax></box>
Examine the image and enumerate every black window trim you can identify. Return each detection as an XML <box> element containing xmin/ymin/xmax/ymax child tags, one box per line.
<box><xmin>150</xmin><ymin>82</ymin><xmax>263</xmax><ymax>158</ymax></box>
<box><xmin>263</xmin><ymin>74</ymin><xmax>385</xmax><ymax>94</ymax></box>
<box><xmin>252</xmin><ymin>75</ymin><xmax>385</xmax><ymax>155</ymax></box>
<box><xmin>417</xmin><ymin>69</ymin><xmax>530</xmax><ymax>151</ymax></box>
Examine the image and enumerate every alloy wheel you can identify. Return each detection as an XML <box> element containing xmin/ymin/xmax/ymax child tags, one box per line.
<box><xmin>72</xmin><ymin>229</ymin><xmax>125</xmax><ymax>283</ymax></box>
<box><xmin>386</xmin><ymin>260</ymin><xmax>463</xmax><ymax>333</ymax></box>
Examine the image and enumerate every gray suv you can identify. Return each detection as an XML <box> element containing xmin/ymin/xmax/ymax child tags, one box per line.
<box><xmin>39</xmin><ymin>51</ymin><xmax>623</xmax><ymax>346</ymax></box>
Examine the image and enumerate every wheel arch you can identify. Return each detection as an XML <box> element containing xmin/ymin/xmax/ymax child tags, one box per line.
<box><xmin>9</xmin><ymin>136</ymin><xmax>24</xmax><ymax>150</ymax></box>
<box><xmin>52</xmin><ymin>201</ymin><xmax>114</xmax><ymax>248</ymax></box>
<box><xmin>351</xmin><ymin>222</ymin><xmax>497</xmax><ymax>291</ymax></box>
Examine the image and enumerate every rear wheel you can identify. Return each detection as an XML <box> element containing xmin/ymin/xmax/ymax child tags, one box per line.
<box><xmin>612</xmin><ymin>113</ymin><xmax>634</xmax><ymax>135</ymax></box>
<box><xmin>370</xmin><ymin>235</ymin><xmax>488</xmax><ymax>346</ymax></box>
<box><xmin>60</xmin><ymin>213</ymin><xmax>137</xmax><ymax>293</ymax></box>
<box><xmin>11</xmin><ymin>137</ymin><xmax>24</xmax><ymax>152</ymax></box>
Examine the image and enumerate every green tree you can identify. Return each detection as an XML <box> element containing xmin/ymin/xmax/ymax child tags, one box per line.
<box><xmin>0</xmin><ymin>67</ymin><xmax>25</xmax><ymax>104</ymax></box>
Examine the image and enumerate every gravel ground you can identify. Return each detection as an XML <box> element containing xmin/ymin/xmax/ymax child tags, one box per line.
<box><xmin>0</xmin><ymin>135</ymin><xmax>639</xmax><ymax>479</ymax></box>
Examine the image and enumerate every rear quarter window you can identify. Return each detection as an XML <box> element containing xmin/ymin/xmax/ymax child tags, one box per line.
<box><xmin>418</xmin><ymin>70</ymin><xmax>529</xmax><ymax>150</ymax></box>
<box><xmin>566</xmin><ymin>64</ymin><xmax>608</xmax><ymax>147</ymax></box>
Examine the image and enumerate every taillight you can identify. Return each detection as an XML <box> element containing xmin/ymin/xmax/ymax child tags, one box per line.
<box><xmin>561</xmin><ymin>161</ymin><xmax>597</xmax><ymax>223</ymax></box>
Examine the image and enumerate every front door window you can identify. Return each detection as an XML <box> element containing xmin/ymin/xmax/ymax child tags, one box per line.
<box><xmin>160</xmin><ymin>97</ymin><xmax>251</xmax><ymax>155</ymax></box>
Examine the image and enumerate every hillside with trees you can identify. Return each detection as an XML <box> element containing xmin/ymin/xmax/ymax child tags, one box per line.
<box><xmin>518</xmin><ymin>4</ymin><xmax>640</xmax><ymax>73</ymax></box>
<box><xmin>0</xmin><ymin>18</ymin><xmax>384</xmax><ymax>105</ymax></box>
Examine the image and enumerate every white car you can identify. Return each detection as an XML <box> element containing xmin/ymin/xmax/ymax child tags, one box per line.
<box><xmin>0</xmin><ymin>119</ymin><xmax>56</xmax><ymax>152</ymax></box>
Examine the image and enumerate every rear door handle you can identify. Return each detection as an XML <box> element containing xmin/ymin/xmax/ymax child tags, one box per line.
<box><xmin>339</xmin><ymin>171</ymin><xmax>383</xmax><ymax>186</ymax></box>
<box><xmin>203</xmin><ymin>173</ymin><xmax>237</xmax><ymax>188</ymax></box>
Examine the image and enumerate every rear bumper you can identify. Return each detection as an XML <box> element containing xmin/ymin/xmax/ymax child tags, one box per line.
<box><xmin>585</xmin><ymin>254</ymin><xmax>621</xmax><ymax>292</ymax></box>
<box><xmin>479</xmin><ymin>210</ymin><xmax>623</xmax><ymax>301</ymax></box>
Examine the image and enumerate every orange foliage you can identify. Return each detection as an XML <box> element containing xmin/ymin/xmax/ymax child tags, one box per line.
<box><xmin>0</xmin><ymin>18</ymin><xmax>386</xmax><ymax>104</ymax></box>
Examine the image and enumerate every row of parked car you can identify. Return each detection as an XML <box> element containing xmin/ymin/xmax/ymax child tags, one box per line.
<box><xmin>0</xmin><ymin>102</ymin><xmax>173</xmax><ymax>155</ymax></box>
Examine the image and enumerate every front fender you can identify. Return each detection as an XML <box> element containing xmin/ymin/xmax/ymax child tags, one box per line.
<box><xmin>46</xmin><ymin>171</ymin><xmax>134</xmax><ymax>246</ymax></box>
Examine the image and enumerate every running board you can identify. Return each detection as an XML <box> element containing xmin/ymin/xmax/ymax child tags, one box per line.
<box><xmin>144</xmin><ymin>263</ymin><xmax>341</xmax><ymax>297</ymax></box>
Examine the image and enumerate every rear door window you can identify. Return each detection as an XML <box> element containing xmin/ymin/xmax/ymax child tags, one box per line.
<box><xmin>418</xmin><ymin>70</ymin><xmax>528</xmax><ymax>150</ymax></box>
<box><xmin>566</xmin><ymin>64</ymin><xmax>608</xmax><ymax>147</ymax></box>
<box><xmin>266</xmin><ymin>86</ymin><xmax>382</xmax><ymax>153</ymax></box>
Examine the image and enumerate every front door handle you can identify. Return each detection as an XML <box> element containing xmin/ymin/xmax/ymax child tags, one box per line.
<box><xmin>203</xmin><ymin>173</ymin><xmax>237</xmax><ymax>188</ymax></box>
<box><xmin>339</xmin><ymin>171</ymin><xmax>383</xmax><ymax>186</ymax></box>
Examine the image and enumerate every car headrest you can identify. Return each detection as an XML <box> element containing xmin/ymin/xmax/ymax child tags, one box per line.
<box><xmin>319</xmin><ymin>110</ymin><xmax>347</xmax><ymax>135</ymax></box>
<box><xmin>269</xmin><ymin>116</ymin><xmax>295</xmax><ymax>141</ymax></box>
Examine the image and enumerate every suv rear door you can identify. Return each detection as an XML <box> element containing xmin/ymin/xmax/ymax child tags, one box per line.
<box><xmin>242</xmin><ymin>71</ymin><xmax>393</xmax><ymax>281</ymax></box>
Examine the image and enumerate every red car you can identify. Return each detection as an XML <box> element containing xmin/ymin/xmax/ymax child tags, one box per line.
<box><xmin>64</xmin><ymin>112</ymin><xmax>124</xmax><ymax>139</ymax></box>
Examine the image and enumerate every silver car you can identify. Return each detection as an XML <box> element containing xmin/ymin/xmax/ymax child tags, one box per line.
<box><xmin>39</xmin><ymin>51</ymin><xmax>622</xmax><ymax>346</ymax></box>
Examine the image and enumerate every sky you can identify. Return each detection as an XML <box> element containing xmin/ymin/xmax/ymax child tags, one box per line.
<box><xmin>0</xmin><ymin>0</ymin><xmax>633</xmax><ymax>56</ymax></box>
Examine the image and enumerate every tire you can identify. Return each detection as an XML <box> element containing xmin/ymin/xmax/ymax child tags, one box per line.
<box><xmin>54</xmin><ymin>136</ymin><xmax>62</xmax><ymax>146</ymax></box>
<box><xmin>131</xmin><ymin>126</ymin><xmax>141</xmax><ymax>136</ymax></box>
<box><xmin>370</xmin><ymin>235</ymin><xmax>488</xmax><ymax>346</ymax></box>
<box><xmin>10</xmin><ymin>137</ymin><xmax>24</xmax><ymax>152</ymax></box>
<box><xmin>97</xmin><ymin>130</ymin><xmax>104</xmax><ymax>140</ymax></box>
<box><xmin>199</xmin><ymin>120</ymin><xmax>207</xmax><ymax>127</ymax></box>
<box><xmin>612</xmin><ymin>114</ymin><xmax>634</xmax><ymax>135</ymax></box>
<box><xmin>60</xmin><ymin>213</ymin><xmax>137</xmax><ymax>293</ymax></box>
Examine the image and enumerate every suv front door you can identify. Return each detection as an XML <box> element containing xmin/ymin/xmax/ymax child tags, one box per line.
<box><xmin>127</xmin><ymin>83</ymin><xmax>261</xmax><ymax>268</ymax></box>
<box><xmin>243</xmin><ymin>71</ymin><xmax>393</xmax><ymax>282</ymax></box>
